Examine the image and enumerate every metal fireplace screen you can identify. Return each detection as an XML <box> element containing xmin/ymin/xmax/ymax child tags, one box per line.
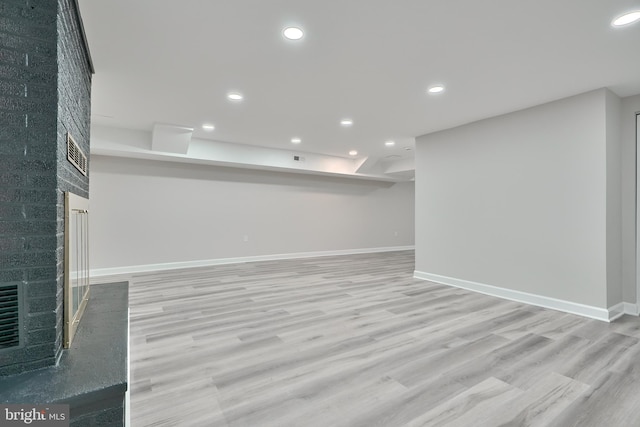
<box><xmin>64</xmin><ymin>192</ymin><xmax>90</xmax><ymax>348</ymax></box>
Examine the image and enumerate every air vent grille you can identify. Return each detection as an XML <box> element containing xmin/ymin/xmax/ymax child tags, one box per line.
<box><xmin>67</xmin><ymin>133</ymin><xmax>88</xmax><ymax>176</ymax></box>
<box><xmin>0</xmin><ymin>284</ymin><xmax>20</xmax><ymax>349</ymax></box>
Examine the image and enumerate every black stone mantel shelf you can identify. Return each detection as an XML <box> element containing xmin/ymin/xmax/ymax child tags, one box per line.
<box><xmin>0</xmin><ymin>282</ymin><xmax>129</xmax><ymax>426</ymax></box>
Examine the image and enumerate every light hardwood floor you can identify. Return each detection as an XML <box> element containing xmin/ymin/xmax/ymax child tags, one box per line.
<box><xmin>125</xmin><ymin>250</ymin><xmax>640</xmax><ymax>426</ymax></box>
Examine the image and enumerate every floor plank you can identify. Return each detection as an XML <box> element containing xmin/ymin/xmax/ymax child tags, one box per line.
<box><xmin>118</xmin><ymin>250</ymin><xmax>640</xmax><ymax>426</ymax></box>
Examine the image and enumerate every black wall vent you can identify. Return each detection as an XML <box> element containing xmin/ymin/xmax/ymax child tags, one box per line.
<box><xmin>0</xmin><ymin>284</ymin><xmax>21</xmax><ymax>350</ymax></box>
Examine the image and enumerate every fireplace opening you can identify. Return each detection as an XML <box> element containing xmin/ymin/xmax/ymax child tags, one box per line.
<box><xmin>64</xmin><ymin>192</ymin><xmax>90</xmax><ymax>348</ymax></box>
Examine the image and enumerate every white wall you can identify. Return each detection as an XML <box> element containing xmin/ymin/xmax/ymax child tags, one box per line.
<box><xmin>89</xmin><ymin>155</ymin><xmax>415</xmax><ymax>271</ymax></box>
<box><xmin>622</xmin><ymin>94</ymin><xmax>640</xmax><ymax>307</ymax></box>
<box><xmin>606</xmin><ymin>90</ymin><xmax>622</xmax><ymax>307</ymax></box>
<box><xmin>415</xmin><ymin>89</ymin><xmax>614</xmax><ymax>310</ymax></box>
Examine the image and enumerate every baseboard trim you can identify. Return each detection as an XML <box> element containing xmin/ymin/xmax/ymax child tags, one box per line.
<box><xmin>608</xmin><ymin>303</ymin><xmax>626</xmax><ymax>322</ymax></box>
<box><xmin>414</xmin><ymin>270</ymin><xmax>620</xmax><ymax>322</ymax></box>
<box><xmin>623</xmin><ymin>302</ymin><xmax>640</xmax><ymax>316</ymax></box>
<box><xmin>91</xmin><ymin>246</ymin><xmax>415</xmax><ymax>279</ymax></box>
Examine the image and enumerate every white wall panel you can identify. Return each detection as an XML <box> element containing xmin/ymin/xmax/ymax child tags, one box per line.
<box><xmin>89</xmin><ymin>155</ymin><xmax>414</xmax><ymax>270</ymax></box>
<box><xmin>415</xmin><ymin>89</ymin><xmax>610</xmax><ymax>308</ymax></box>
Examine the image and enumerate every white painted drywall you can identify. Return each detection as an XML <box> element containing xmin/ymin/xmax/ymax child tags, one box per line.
<box><xmin>605</xmin><ymin>90</ymin><xmax>622</xmax><ymax>307</ymax></box>
<box><xmin>637</xmin><ymin>111</ymin><xmax>640</xmax><ymax>310</ymax></box>
<box><xmin>90</xmin><ymin>125</ymin><xmax>412</xmax><ymax>182</ymax></box>
<box><xmin>622</xmin><ymin>95</ymin><xmax>640</xmax><ymax>306</ymax></box>
<box><xmin>89</xmin><ymin>155</ymin><xmax>415</xmax><ymax>270</ymax></box>
<box><xmin>415</xmin><ymin>89</ymin><xmax>610</xmax><ymax>308</ymax></box>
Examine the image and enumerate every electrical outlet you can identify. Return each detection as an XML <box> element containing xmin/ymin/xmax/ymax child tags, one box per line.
<box><xmin>243</xmin><ymin>235</ymin><xmax>249</xmax><ymax>242</ymax></box>
<box><xmin>394</xmin><ymin>231</ymin><xmax>398</xmax><ymax>237</ymax></box>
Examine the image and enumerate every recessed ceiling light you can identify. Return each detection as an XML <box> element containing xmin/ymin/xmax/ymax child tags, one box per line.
<box><xmin>340</xmin><ymin>119</ymin><xmax>353</xmax><ymax>126</ymax></box>
<box><xmin>612</xmin><ymin>11</ymin><xmax>640</xmax><ymax>27</ymax></box>
<box><xmin>202</xmin><ymin>124</ymin><xmax>215</xmax><ymax>131</ymax></box>
<box><xmin>228</xmin><ymin>92</ymin><xmax>243</xmax><ymax>101</ymax></box>
<box><xmin>427</xmin><ymin>85</ymin><xmax>445</xmax><ymax>94</ymax></box>
<box><xmin>385</xmin><ymin>140</ymin><xmax>396</xmax><ymax>147</ymax></box>
<box><xmin>283</xmin><ymin>27</ymin><xmax>304</xmax><ymax>40</ymax></box>
<box><xmin>291</xmin><ymin>137</ymin><xmax>301</xmax><ymax>144</ymax></box>
<box><xmin>349</xmin><ymin>150</ymin><xmax>358</xmax><ymax>156</ymax></box>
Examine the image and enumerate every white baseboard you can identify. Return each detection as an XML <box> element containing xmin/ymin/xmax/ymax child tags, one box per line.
<box><xmin>624</xmin><ymin>302</ymin><xmax>640</xmax><ymax>316</ymax></box>
<box><xmin>91</xmin><ymin>246</ymin><xmax>415</xmax><ymax>280</ymax></box>
<box><xmin>414</xmin><ymin>270</ymin><xmax>628</xmax><ymax>322</ymax></box>
<box><xmin>608</xmin><ymin>303</ymin><xmax>626</xmax><ymax>322</ymax></box>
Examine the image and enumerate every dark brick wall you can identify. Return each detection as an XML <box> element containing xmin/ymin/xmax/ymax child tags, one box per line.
<box><xmin>55</xmin><ymin>0</ymin><xmax>91</xmax><ymax>366</ymax></box>
<box><xmin>0</xmin><ymin>0</ymin><xmax>91</xmax><ymax>376</ymax></box>
<box><xmin>0</xmin><ymin>0</ymin><xmax>59</xmax><ymax>376</ymax></box>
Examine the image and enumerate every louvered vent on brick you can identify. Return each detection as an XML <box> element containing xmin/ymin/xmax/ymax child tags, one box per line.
<box><xmin>0</xmin><ymin>284</ymin><xmax>20</xmax><ymax>349</ymax></box>
<box><xmin>67</xmin><ymin>133</ymin><xmax>88</xmax><ymax>176</ymax></box>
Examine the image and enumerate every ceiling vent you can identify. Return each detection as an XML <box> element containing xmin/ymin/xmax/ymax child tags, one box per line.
<box><xmin>0</xmin><ymin>283</ymin><xmax>21</xmax><ymax>350</ymax></box>
<box><xmin>67</xmin><ymin>133</ymin><xmax>88</xmax><ymax>176</ymax></box>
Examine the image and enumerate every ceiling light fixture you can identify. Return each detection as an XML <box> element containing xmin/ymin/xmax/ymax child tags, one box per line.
<box><xmin>291</xmin><ymin>137</ymin><xmax>301</xmax><ymax>144</ymax></box>
<box><xmin>228</xmin><ymin>92</ymin><xmax>243</xmax><ymax>101</ymax></box>
<box><xmin>385</xmin><ymin>140</ymin><xmax>396</xmax><ymax>147</ymax></box>
<box><xmin>202</xmin><ymin>124</ymin><xmax>215</xmax><ymax>131</ymax></box>
<box><xmin>340</xmin><ymin>119</ymin><xmax>353</xmax><ymax>126</ymax></box>
<box><xmin>427</xmin><ymin>85</ymin><xmax>445</xmax><ymax>94</ymax></box>
<box><xmin>283</xmin><ymin>27</ymin><xmax>304</xmax><ymax>40</ymax></box>
<box><xmin>349</xmin><ymin>150</ymin><xmax>358</xmax><ymax>156</ymax></box>
<box><xmin>612</xmin><ymin>11</ymin><xmax>640</xmax><ymax>27</ymax></box>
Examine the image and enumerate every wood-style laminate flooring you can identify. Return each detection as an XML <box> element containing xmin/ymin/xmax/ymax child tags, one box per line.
<box><xmin>125</xmin><ymin>250</ymin><xmax>640</xmax><ymax>426</ymax></box>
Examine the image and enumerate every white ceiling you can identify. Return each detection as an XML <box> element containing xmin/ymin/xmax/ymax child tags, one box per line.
<box><xmin>78</xmin><ymin>0</ymin><xmax>640</xmax><ymax>164</ymax></box>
